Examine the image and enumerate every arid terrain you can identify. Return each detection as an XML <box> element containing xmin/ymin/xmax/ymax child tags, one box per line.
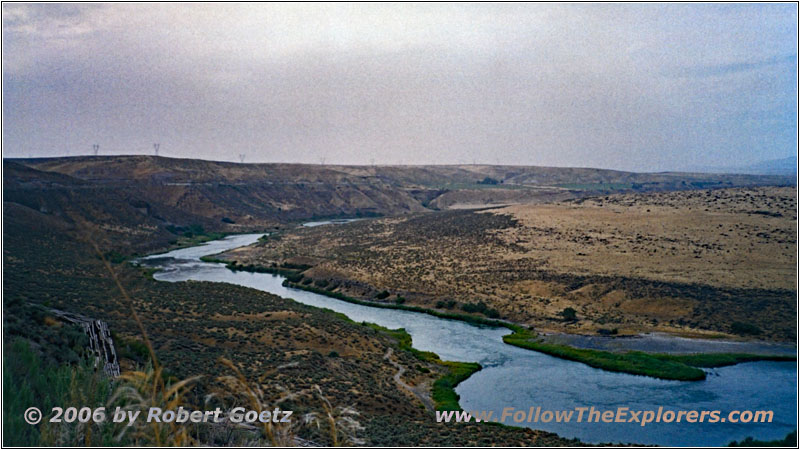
<box><xmin>3</xmin><ymin>156</ymin><xmax>796</xmax><ymax>445</ymax></box>
<box><xmin>8</xmin><ymin>156</ymin><xmax>792</xmax><ymax>238</ymax></box>
<box><xmin>221</xmin><ymin>187</ymin><xmax>797</xmax><ymax>341</ymax></box>
<box><xmin>3</xmin><ymin>158</ymin><xmax>586</xmax><ymax>445</ymax></box>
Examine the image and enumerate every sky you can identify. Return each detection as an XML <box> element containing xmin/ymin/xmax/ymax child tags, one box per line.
<box><xmin>2</xmin><ymin>3</ymin><xmax>797</xmax><ymax>171</ymax></box>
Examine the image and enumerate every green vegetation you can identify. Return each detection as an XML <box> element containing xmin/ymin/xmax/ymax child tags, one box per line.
<box><xmin>113</xmin><ymin>333</ymin><xmax>151</xmax><ymax>365</ymax></box>
<box><xmin>357</xmin><ymin>323</ymin><xmax>482</xmax><ymax>412</ymax></box>
<box><xmin>164</xmin><ymin>224</ymin><xmax>227</xmax><ymax>249</ymax></box>
<box><xmin>503</xmin><ymin>329</ymin><xmax>705</xmax><ymax>381</ymax></box>
<box><xmin>284</xmin><ymin>276</ymin><xmax>795</xmax><ymax>382</ymax></box>
<box><xmin>560</xmin><ymin>307</ymin><xmax>577</xmax><ymax>321</ymax></box>
<box><xmin>461</xmin><ymin>301</ymin><xmax>501</xmax><ymax>319</ymax></box>
<box><xmin>211</xmin><ymin>259</ymin><xmax>305</xmax><ymax>278</ymax></box>
<box><xmin>729</xmin><ymin>430</ymin><xmax>796</xmax><ymax>447</ymax></box>
<box><xmin>435</xmin><ymin>299</ymin><xmax>457</xmax><ymax>309</ymax></box>
<box><xmin>731</xmin><ymin>321</ymin><xmax>762</xmax><ymax>336</ymax></box>
<box><xmin>103</xmin><ymin>250</ymin><xmax>128</xmax><ymax>264</ymax></box>
<box><xmin>361</xmin><ymin>323</ymin><xmax>439</xmax><ymax>362</ymax></box>
<box><xmin>194</xmin><ymin>265</ymin><xmax>796</xmax><ymax>384</ymax></box>
<box><xmin>432</xmin><ymin>361</ymin><xmax>483</xmax><ymax>411</ymax></box>
<box><xmin>503</xmin><ymin>328</ymin><xmax>795</xmax><ymax>381</ymax></box>
<box><xmin>3</xmin><ymin>339</ymin><xmax>114</xmax><ymax>446</ymax></box>
<box><xmin>375</xmin><ymin>290</ymin><xmax>390</xmax><ymax>300</ymax></box>
<box><xmin>477</xmin><ymin>177</ymin><xmax>500</xmax><ymax>185</ymax></box>
<box><xmin>284</xmin><ymin>280</ymin><xmax>511</xmax><ymax>329</ymax></box>
<box><xmin>3</xmin><ymin>299</ymin><xmax>89</xmax><ymax>367</ymax></box>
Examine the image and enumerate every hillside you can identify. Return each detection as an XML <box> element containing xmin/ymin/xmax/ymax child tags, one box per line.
<box><xmin>220</xmin><ymin>187</ymin><xmax>797</xmax><ymax>341</ymax></box>
<box><xmin>3</xmin><ymin>158</ymin><xmax>580</xmax><ymax>445</ymax></box>
<box><xmin>7</xmin><ymin>156</ymin><xmax>793</xmax><ymax>238</ymax></box>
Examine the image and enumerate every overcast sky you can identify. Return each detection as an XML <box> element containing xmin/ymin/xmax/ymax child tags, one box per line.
<box><xmin>2</xmin><ymin>3</ymin><xmax>797</xmax><ymax>171</ymax></box>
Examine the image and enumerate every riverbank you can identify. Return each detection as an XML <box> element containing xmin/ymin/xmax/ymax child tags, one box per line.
<box><xmin>360</xmin><ymin>323</ymin><xmax>482</xmax><ymax>412</ymax></box>
<box><xmin>260</xmin><ymin>269</ymin><xmax>795</xmax><ymax>382</ymax></box>
<box><xmin>144</xmin><ymin>234</ymin><xmax>797</xmax><ymax>446</ymax></box>
<box><xmin>503</xmin><ymin>328</ymin><xmax>794</xmax><ymax>381</ymax></box>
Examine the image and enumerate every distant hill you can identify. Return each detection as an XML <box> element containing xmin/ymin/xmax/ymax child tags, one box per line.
<box><xmin>4</xmin><ymin>156</ymin><xmax>794</xmax><ymax>252</ymax></box>
<box><xmin>687</xmin><ymin>156</ymin><xmax>797</xmax><ymax>176</ymax></box>
<box><xmin>736</xmin><ymin>156</ymin><xmax>797</xmax><ymax>176</ymax></box>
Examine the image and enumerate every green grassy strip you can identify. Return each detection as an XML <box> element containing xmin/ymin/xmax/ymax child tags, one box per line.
<box><xmin>504</xmin><ymin>328</ymin><xmax>795</xmax><ymax>381</ymax></box>
<box><xmin>432</xmin><ymin>361</ymin><xmax>483</xmax><ymax>411</ymax></box>
<box><xmin>361</xmin><ymin>324</ymin><xmax>441</xmax><ymax>362</ymax></box>
<box><xmin>201</xmin><ymin>259</ymin><xmax>306</xmax><ymax>278</ymax></box>
<box><xmin>285</xmin><ymin>279</ymin><xmax>799</xmax><ymax>381</ymax></box>
<box><xmin>219</xmin><ymin>263</ymin><xmax>795</xmax><ymax>382</ymax></box>
<box><xmin>334</xmin><ymin>321</ymin><xmax>481</xmax><ymax>412</ymax></box>
<box><xmin>503</xmin><ymin>328</ymin><xmax>706</xmax><ymax>381</ymax></box>
<box><xmin>141</xmin><ymin>231</ymin><xmax>234</xmax><ymax>258</ymax></box>
<box><xmin>282</xmin><ymin>280</ymin><xmax>518</xmax><ymax>329</ymax></box>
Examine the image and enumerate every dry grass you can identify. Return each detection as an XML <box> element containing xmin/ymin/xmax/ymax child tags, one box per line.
<box><xmin>222</xmin><ymin>187</ymin><xmax>796</xmax><ymax>340</ymax></box>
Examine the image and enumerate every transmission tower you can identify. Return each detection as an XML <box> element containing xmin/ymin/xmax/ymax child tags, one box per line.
<box><xmin>153</xmin><ymin>143</ymin><xmax>160</xmax><ymax>156</ymax></box>
<box><xmin>239</xmin><ymin>154</ymin><xmax>245</xmax><ymax>163</ymax></box>
<box><xmin>92</xmin><ymin>144</ymin><xmax>99</xmax><ymax>156</ymax></box>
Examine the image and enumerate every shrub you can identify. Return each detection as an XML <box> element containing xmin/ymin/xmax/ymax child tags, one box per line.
<box><xmin>395</xmin><ymin>296</ymin><xmax>406</xmax><ymax>304</ymax></box>
<box><xmin>731</xmin><ymin>321</ymin><xmax>761</xmax><ymax>335</ymax></box>
<box><xmin>461</xmin><ymin>301</ymin><xmax>498</xmax><ymax>318</ymax></box>
<box><xmin>285</xmin><ymin>273</ymin><xmax>304</xmax><ymax>283</ymax></box>
<box><xmin>436</xmin><ymin>299</ymin><xmax>457</xmax><ymax>309</ymax></box>
<box><xmin>729</xmin><ymin>430</ymin><xmax>796</xmax><ymax>447</ymax></box>
<box><xmin>560</xmin><ymin>307</ymin><xmax>577</xmax><ymax>321</ymax></box>
<box><xmin>375</xmin><ymin>290</ymin><xmax>390</xmax><ymax>300</ymax></box>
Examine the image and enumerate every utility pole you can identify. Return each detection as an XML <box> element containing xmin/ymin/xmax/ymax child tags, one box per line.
<box><xmin>239</xmin><ymin>154</ymin><xmax>245</xmax><ymax>163</ymax></box>
<box><xmin>153</xmin><ymin>143</ymin><xmax>160</xmax><ymax>156</ymax></box>
<box><xmin>92</xmin><ymin>144</ymin><xmax>99</xmax><ymax>156</ymax></box>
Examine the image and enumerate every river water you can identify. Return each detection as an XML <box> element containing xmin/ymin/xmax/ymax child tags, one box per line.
<box><xmin>141</xmin><ymin>233</ymin><xmax>797</xmax><ymax>446</ymax></box>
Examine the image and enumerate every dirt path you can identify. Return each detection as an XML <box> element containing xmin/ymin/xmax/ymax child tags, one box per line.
<box><xmin>384</xmin><ymin>348</ymin><xmax>435</xmax><ymax>412</ymax></box>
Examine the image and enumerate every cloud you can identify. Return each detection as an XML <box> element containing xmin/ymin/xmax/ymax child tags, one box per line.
<box><xmin>2</xmin><ymin>3</ymin><xmax>797</xmax><ymax>171</ymax></box>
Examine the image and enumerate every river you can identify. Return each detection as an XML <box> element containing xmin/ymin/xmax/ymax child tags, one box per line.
<box><xmin>140</xmin><ymin>233</ymin><xmax>797</xmax><ymax>446</ymax></box>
